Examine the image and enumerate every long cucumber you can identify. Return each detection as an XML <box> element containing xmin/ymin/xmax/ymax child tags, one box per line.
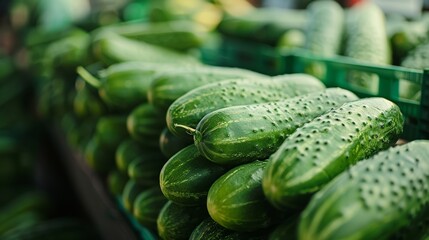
<box><xmin>193</xmin><ymin>88</ymin><xmax>358</xmax><ymax>165</ymax></box>
<box><xmin>263</xmin><ymin>97</ymin><xmax>404</xmax><ymax>210</ymax></box>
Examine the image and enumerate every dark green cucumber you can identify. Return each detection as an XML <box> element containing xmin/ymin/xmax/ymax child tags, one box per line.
<box><xmin>298</xmin><ymin>140</ymin><xmax>429</xmax><ymax>240</ymax></box>
<box><xmin>107</xmin><ymin>170</ymin><xmax>128</xmax><ymax>196</ymax></box>
<box><xmin>127</xmin><ymin>152</ymin><xmax>166</xmax><ymax>186</ymax></box>
<box><xmin>90</xmin><ymin>31</ymin><xmax>200</xmax><ymax>66</ymax></box>
<box><xmin>190</xmin><ymin>218</ymin><xmax>268</xmax><ymax>240</ymax></box>
<box><xmin>207</xmin><ymin>161</ymin><xmax>284</xmax><ymax>232</ymax></box>
<box><xmin>84</xmin><ymin>136</ymin><xmax>116</xmax><ymax>174</ymax></box>
<box><xmin>159</xmin><ymin>128</ymin><xmax>193</xmax><ymax>159</ymax></box>
<box><xmin>157</xmin><ymin>201</ymin><xmax>208</xmax><ymax>240</ymax></box>
<box><xmin>73</xmin><ymin>77</ymin><xmax>107</xmax><ymax>118</ymax></box>
<box><xmin>133</xmin><ymin>186</ymin><xmax>168</xmax><ymax>231</ymax></box>
<box><xmin>159</xmin><ymin>145</ymin><xmax>229</xmax><ymax>206</ymax></box>
<box><xmin>77</xmin><ymin>61</ymin><xmax>201</xmax><ymax>110</ymax></box>
<box><xmin>304</xmin><ymin>0</ymin><xmax>344</xmax><ymax>56</ymax></box>
<box><xmin>263</xmin><ymin>97</ymin><xmax>404</xmax><ymax>210</ymax></box>
<box><xmin>167</xmin><ymin>74</ymin><xmax>325</xmax><ymax>137</ymax></box>
<box><xmin>344</xmin><ymin>1</ymin><xmax>391</xmax><ymax>93</ymax></box>
<box><xmin>94</xmin><ymin>115</ymin><xmax>128</xmax><ymax>147</ymax></box>
<box><xmin>122</xmin><ymin>180</ymin><xmax>146</xmax><ymax>213</ymax></box>
<box><xmin>115</xmin><ymin>139</ymin><xmax>146</xmax><ymax>174</ymax></box>
<box><xmin>194</xmin><ymin>88</ymin><xmax>358</xmax><ymax>165</ymax></box>
<box><xmin>268</xmin><ymin>215</ymin><xmax>299</xmax><ymax>240</ymax></box>
<box><xmin>127</xmin><ymin>103</ymin><xmax>166</xmax><ymax>146</ymax></box>
<box><xmin>147</xmin><ymin>66</ymin><xmax>267</xmax><ymax>111</ymax></box>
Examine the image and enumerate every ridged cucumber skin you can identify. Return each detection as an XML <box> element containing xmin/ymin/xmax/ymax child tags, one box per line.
<box><xmin>194</xmin><ymin>88</ymin><xmax>358</xmax><ymax>165</ymax></box>
<box><xmin>304</xmin><ymin>0</ymin><xmax>344</xmax><ymax>56</ymax></box>
<box><xmin>190</xmin><ymin>218</ymin><xmax>268</xmax><ymax>240</ymax></box>
<box><xmin>133</xmin><ymin>186</ymin><xmax>168</xmax><ymax>231</ymax></box>
<box><xmin>298</xmin><ymin>140</ymin><xmax>429</xmax><ymax>240</ymax></box>
<box><xmin>207</xmin><ymin>161</ymin><xmax>284</xmax><ymax>232</ymax></box>
<box><xmin>159</xmin><ymin>128</ymin><xmax>193</xmax><ymax>159</ymax></box>
<box><xmin>157</xmin><ymin>201</ymin><xmax>208</xmax><ymax>240</ymax></box>
<box><xmin>127</xmin><ymin>152</ymin><xmax>166</xmax><ymax>187</ymax></box>
<box><xmin>159</xmin><ymin>145</ymin><xmax>229</xmax><ymax>206</ymax></box>
<box><xmin>147</xmin><ymin>67</ymin><xmax>267</xmax><ymax>111</ymax></box>
<box><xmin>344</xmin><ymin>2</ymin><xmax>391</xmax><ymax>93</ymax></box>
<box><xmin>263</xmin><ymin>97</ymin><xmax>404</xmax><ymax>210</ymax></box>
<box><xmin>127</xmin><ymin>103</ymin><xmax>166</xmax><ymax>147</ymax></box>
<box><xmin>115</xmin><ymin>139</ymin><xmax>146</xmax><ymax>174</ymax></box>
<box><xmin>167</xmin><ymin>74</ymin><xmax>325</xmax><ymax>137</ymax></box>
<box><xmin>122</xmin><ymin>180</ymin><xmax>146</xmax><ymax>213</ymax></box>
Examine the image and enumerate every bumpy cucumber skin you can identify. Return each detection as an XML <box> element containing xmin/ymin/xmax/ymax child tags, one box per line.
<box><xmin>147</xmin><ymin>67</ymin><xmax>267</xmax><ymax>111</ymax></box>
<box><xmin>159</xmin><ymin>145</ymin><xmax>229</xmax><ymax>206</ymax></box>
<box><xmin>133</xmin><ymin>186</ymin><xmax>168</xmax><ymax>231</ymax></box>
<box><xmin>194</xmin><ymin>88</ymin><xmax>358</xmax><ymax>165</ymax></box>
<box><xmin>157</xmin><ymin>201</ymin><xmax>208</xmax><ymax>240</ymax></box>
<box><xmin>207</xmin><ymin>161</ymin><xmax>284</xmax><ymax>232</ymax></box>
<box><xmin>263</xmin><ymin>97</ymin><xmax>404</xmax><ymax>210</ymax></box>
<box><xmin>167</xmin><ymin>74</ymin><xmax>325</xmax><ymax>137</ymax></box>
<box><xmin>298</xmin><ymin>140</ymin><xmax>429</xmax><ymax>240</ymax></box>
<box><xmin>305</xmin><ymin>0</ymin><xmax>344</xmax><ymax>56</ymax></box>
<box><xmin>127</xmin><ymin>103</ymin><xmax>166</xmax><ymax>147</ymax></box>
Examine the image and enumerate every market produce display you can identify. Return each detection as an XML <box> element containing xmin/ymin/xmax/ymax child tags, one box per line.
<box><xmin>2</xmin><ymin>0</ymin><xmax>428</xmax><ymax>239</ymax></box>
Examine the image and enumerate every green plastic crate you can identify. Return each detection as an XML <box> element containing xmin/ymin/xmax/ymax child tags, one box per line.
<box><xmin>201</xmin><ymin>37</ymin><xmax>429</xmax><ymax>141</ymax></box>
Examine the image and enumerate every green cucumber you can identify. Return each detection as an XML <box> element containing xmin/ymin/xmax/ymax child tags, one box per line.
<box><xmin>207</xmin><ymin>161</ymin><xmax>284</xmax><ymax>232</ymax></box>
<box><xmin>84</xmin><ymin>136</ymin><xmax>116</xmax><ymax>174</ymax></box>
<box><xmin>159</xmin><ymin>145</ymin><xmax>229</xmax><ymax>206</ymax></box>
<box><xmin>127</xmin><ymin>152</ymin><xmax>166</xmax><ymax>186</ymax></box>
<box><xmin>298</xmin><ymin>140</ymin><xmax>429</xmax><ymax>240</ymax></box>
<box><xmin>159</xmin><ymin>128</ymin><xmax>193</xmax><ymax>159</ymax></box>
<box><xmin>190</xmin><ymin>218</ymin><xmax>268</xmax><ymax>240</ymax></box>
<box><xmin>147</xmin><ymin>66</ymin><xmax>267</xmax><ymax>111</ymax></box>
<box><xmin>107</xmin><ymin>170</ymin><xmax>128</xmax><ymax>196</ymax></box>
<box><xmin>94</xmin><ymin>115</ymin><xmax>128</xmax><ymax>147</ymax></box>
<box><xmin>122</xmin><ymin>180</ymin><xmax>146</xmax><ymax>213</ymax></box>
<box><xmin>167</xmin><ymin>74</ymin><xmax>325</xmax><ymax>137</ymax></box>
<box><xmin>344</xmin><ymin>2</ymin><xmax>391</xmax><ymax>93</ymax></box>
<box><xmin>115</xmin><ymin>139</ymin><xmax>146</xmax><ymax>174</ymax></box>
<box><xmin>127</xmin><ymin>103</ymin><xmax>166</xmax><ymax>146</ymax></box>
<box><xmin>304</xmin><ymin>0</ymin><xmax>344</xmax><ymax>56</ymax></box>
<box><xmin>73</xmin><ymin>77</ymin><xmax>107</xmax><ymax>118</ymax></box>
<box><xmin>90</xmin><ymin>31</ymin><xmax>200</xmax><ymax>66</ymax></box>
<box><xmin>133</xmin><ymin>186</ymin><xmax>168</xmax><ymax>231</ymax></box>
<box><xmin>268</xmin><ymin>215</ymin><xmax>299</xmax><ymax>240</ymax></box>
<box><xmin>157</xmin><ymin>201</ymin><xmax>208</xmax><ymax>240</ymax></box>
<box><xmin>194</xmin><ymin>88</ymin><xmax>358</xmax><ymax>165</ymax></box>
<box><xmin>263</xmin><ymin>97</ymin><xmax>404</xmax><ymax>210</ymax></box>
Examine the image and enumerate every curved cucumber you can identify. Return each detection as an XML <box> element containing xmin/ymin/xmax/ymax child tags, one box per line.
<box><xmin>167</xmin><ymin>74</ymin><xmax>325</xmax><ymax>137</ymax></box>
<box><xmin>128</xmin><ymin>152</ymin><xmax>166</xmax><ymax>187</ymax></box>
<box><xmin>122</xmin><ymin>180</ymin><xmax>146</xmax><ymax>213</ymax></box>
<box><xmin>263</xmin><ymin>97</ymin><xmax>404</xmax><ymax>210</ymax></box>
<box><xmin>159</xmin><ymin>145</ymin><xmax>229</xmax><ymax>206</ymax></box>
<box><xmin>127</xmin><ymin>103</ymin><xmax>165</xmax><ymax>147</ymax></box>
<box><xmin>298</xmin><ymin>140</ymin><xmax>429</xmax><ymax>240</ymax></box>
<box><xmin>133</xmin><ymin>186</ymin><xmax>168</xmax><ymax>231</ymax></box>
<box><xmin>207</xmin><ymin>161</ymin><xmax>284</xmax><ymax>232</ymax></box>
<box><xmin>194</xmin><ymin>88</ymin><xmax>358</xmax><ymax>165</ymax></box>
<box><xmin>115</xmin><ymin>139</ymin><xmax>146</xmax><ymax>174</ymax></box>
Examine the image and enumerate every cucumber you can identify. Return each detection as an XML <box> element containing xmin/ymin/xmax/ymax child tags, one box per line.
<box><xmin>76</xmin><ymin>61</ymin><xmax>201</xmax><ymax>110</ymax></box>
<box><xmin>159</xmin><ymin>128</ymin><xmax>193</xmax><ymax>159</ymax></box>
<box><xmin>344</xmin><ymin>1</ymin><xmax>391</xmax><ymax>93</ymax></box>
<box><xmin>298</xmin><ymin>140</ymin><xmax>429</xmax><ymax>240</ymax></box>
<box><xmin>73</xmin><ymin>77</ymin><xmax>107</xmax><ymax>118</ymax></box>
<box><xmin>127</xmin><ymin>152</ymin><xmax>166</xmax><ymax>186</ymax></box>
<box><xmin>159</xmin><ymin>145</ymin><xmax>229</xmax><ymax>206</ymax></box>
<box><xmin>190</xmin><ymin>218</ymin><xmax>268</xmax><ymax>240</ymax></box>
<box><xmin>133</xmin><ymin>186</ymin><xmax>168</xmax><ymax>231</ymax></box>
<box><xmin>90</xmin><ymin>31</ymin><xmax>200</xmax><ymax>66</ymax></box>
<box><xmin>268</xmin><ymin>215</ymin><xmax>298</xmax><ymax>240</ymax></box>
<box><xmin>122</xmin><ymin>180</ymin><xmax>146</xmax><ymax>213</ymax></box>
<box><xmin>263</xmin><ymin>97</ymin><xmax>404</xmax><ymax>210</ymax></box>
<box><xmin>107</xmin><ymin>170</ymin><xmax>128</xmax><ymax>196</ymax></box>
<box><xmin>207</xmin><ymin>161</ymin><xmax>284</xmax><ymax>232</ymax></box>
<box><xmin>94</xmin><ymin>115</ymin><xmax>128</xmax><ymax>147</ymax></box>
<box><xmin>115</xmin><ymin>139</ymin><xmax>146</xmax><ymax>174</ymax></box>
<box><xmin>84</xmin><ymin>136</ymin><xmax>116</xmax><ymax>174</ymax></box>
<box><xmin>194</xmin><ymin>88</ymin><xmax>358</xmax><ymax>165</ymax></box>
<box><xmin>167</xmin><ymin>74</ymin><xmax>325</xmax><ymax>137</ymax></box>
<box><xmin>304</xmin><ymin>0</ymin><xmax>344</xmax><ymax>57</ymax></box>
<box><xmin>127</xmin><ymin>103</ymin><xmax>166</xmax><ymax>146</ymax></box>
<box><xmin>147</xmin><ymin>66</ymin><xmax>267</xmax><ymax>111</ymax></box>
<box><xmin>157</xmin><ymin>201</ymin><xmax>208</xmax><ymax>240</ymax></box>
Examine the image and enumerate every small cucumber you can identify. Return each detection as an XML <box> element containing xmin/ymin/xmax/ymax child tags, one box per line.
<box><xmin>122</xmin><ymin>180</ymin><xmax>146</xmax><ymax>213</ymax></box>
<box><xmin>107</xmin><ymin>170</ymin><xmax>128</xmax><ymax>196</ymax></box>
<box><xmin>159</xmin><ymin>145</ymin><xmax>229</xmax><ymax>206</ymax></box>
<box><xmin>194</xmin><ymin>88</ymin><xmax>358</xmax><ymax>165</ymax></box>
<box><xmin>263</xmin><ymin>97</ymin><xmax>404</xmax><ymax>210</ymax></box>
<box><xmin>298</xmin><ymin>140</ymin><xmax>429</xmax><ymax>240</ymax></box>
<box><xmin>157</xmin><ymin>201</ymin><xmax>208</xmax><ymax>240</ymax></box>
<box><xmin>115</xmin><ymin>139</ymin><xmax>146</xmax><ymax>174</ymax></box>
<box><xmin>207</xmin><ymin>161</ymin><xmax>284</xmax><ymax>232</ymax></box>
<box><xmin>167</xmin><ymin>74</ymin><xmax>325</xmax><ymax>137</ymax></box>
<box><xmin>133</xmin><ymin>186</ymin><xmax>168</xmax><ymax>231</ymax></box>
<box><xmin>94</xmin><ymin>115</ymin><xmax>128</xmax><ymax>147</ymax></box>
<box><xmin>84</xmin><ymin>136</ymin><xmax>116</xmax><ymax>174</ymax></box>
<box><xmin>128</xmin><ymin>152</ymin><xmax>166</xmax><ymax>187</ymax></box>
<box><xmin>159</xmin><ymin>128</ymin><xmax>193</xmax><ymax>159</ymax></box>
